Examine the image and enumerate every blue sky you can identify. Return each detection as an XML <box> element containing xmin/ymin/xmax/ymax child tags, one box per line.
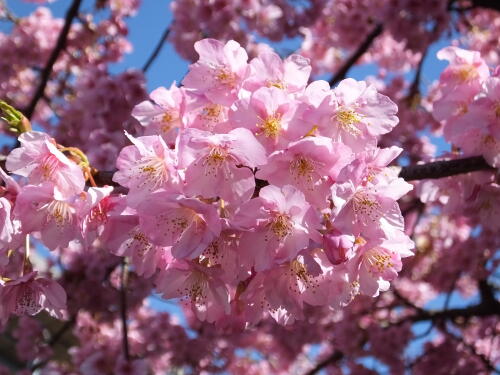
<box><xmin>3</xmin><ymin>0</ymin><xmax>453</xmax><ymax>154</ymax></box>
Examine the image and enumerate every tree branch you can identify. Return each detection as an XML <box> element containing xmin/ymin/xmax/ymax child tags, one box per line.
<box><xmin>329</xmin><ymin>24</ymin><xmax>383</xmax><ymax>87</ymax></box>
<box><xmin>142</xmin><ymin>25</ymin><xmax>170</xmax><ymax>73</ymax></box>
<box><xmin>88</xmin><ymin>155</ymin><xmax>496</xmax><ymax>190</ymax></box>
<box><xmin>470</xmin><ymin>0</ymin><xmax>500</xmax><ymax>12</ymax></box>
<box><xmin>24</xmin><ymin>0</ymin><xmax>83</xmax><ymax>120</ymax></box>
<box><xmin>305</xmin><ymin>350</ymin><xmax>343</xmax><ymax>375</ymax></box>
<box><xmin>120</xmin><ymin>259</ymin><xmax>130</xmax><ymax>361</ymax></box>
<box><xmin>395</xmin><ymin>281</ymin><xmax>500</xmax><ymax>324</ymax></box>
<box><xmin>398</xmin><ymin>156</ymin><xmax>495</xmax><ymax>181</ymax></box>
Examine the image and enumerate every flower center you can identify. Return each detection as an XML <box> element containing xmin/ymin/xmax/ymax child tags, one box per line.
<box><xmin>202</xmin><ymin>146</ymin><xmax>229</xmax><ymax>176</ymax></box>
<box><xmin>181</xmin><ymin>271</ymin><xmax>208</xmax><ymax>304</ymax></box>
<box><xmin>456</xmin><ymin>65</ymin><xmax>478</xmax><ymax>82</ymax></box>
<box><xmin>289</xmin><ymin>156</ymin><xmax>316</xmax><ymax>186</ymax></box>
<box><xmin>335</xmin><ymin>108</ymin><xmax>362</xmax><ymax>136</ymax></box>
<box><xmin>269</xmin><ymin>213</ymin><xmax>292</xmax><ymax>240</ymax></box>
<box><xmin>364</xmin><ymin>248</ymin><xmax>394</xmax><ymax>275</ymax></box>
<box><xmin>215</xmin><ymin>66</ymin><xmax>237</xmax><ymax>87</ymax></box>
<box><xmin>136</xmin><ymin>156</ymin><xmax>168</xmax><ymax>190</ymax></box>
<box><xmin>260</xmin><ymin>113</ymin><xmax>282</xmax><ymax>138</ymax></box>
<box><xmin>43</xmin><ymin>200</ymin><xmax>73</xmax><ymax>227</ymax></box>
<box><xmin>352</xmin><ymin>192</ymin><xmax>381</xmax><ymax>223</ymax></box>
<box><xmin>266</xmin><ymin>80</ymin><xmax>285</xmax><ymax>89</ymax></box>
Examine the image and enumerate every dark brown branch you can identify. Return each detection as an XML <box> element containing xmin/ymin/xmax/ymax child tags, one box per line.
<box><xmin>305</xmin><ymin>350</ymin><xmax>343</xmax><ymax>375</ymax></box>
<box><xmin>30</xmin><ymin>317</ymin><xmax>76</xmax><ymax>372</ymax></box>
<box><xmin>406</xmin><ymin>46</ymin><xmax>429</xmax><ymax>104</ymax></box>
<box><xmin>395</xmin><ymin>281</ymin><xmax>500</xmax><ymax>324</ymax></box>
<box><xmin>329</xmin><ymin>24</ymin><xmax>383</xmax><ymax>87</ymax></box>
<box><xmin>120</xmin><ymin>259</ymin><xmax>130</xmax><ymax>361</ymax></box>
<box><xmin>470</xmin><ymin>0</ymin><xmax>500</xmax><ymax>12</ymax></box>
<box><xmin>93</xmin><ymin>170</ymin><xmax>115</xmax><ymax>186</ymax></box>
<box><xmin>24</xmin><ymin>0</ymin><xmax>83</xmax><ymax>120</ymax></box>
<box><xmin>398</xmin><ymin>156</ymin><xmax>495</xmax><ymax>181</ymax></box>
<box><xmin>90</xmin><ymin>155</ymin><xmax>496</xmax><ymax>189</ymax></box>
<box><xmin>142</xmin><ymin>26</ymin><xmax>171</xmax><ymax>73</ymax></box>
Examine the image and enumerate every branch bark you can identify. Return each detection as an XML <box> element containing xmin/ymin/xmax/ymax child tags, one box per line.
<box><xmin>24</xmin><ymin>0</ymin><xmax>83</xmax><ymax>120</ymax></box>
<box><xmin>142</xmin><ymin>26</ymin><xmax>171</xmax><ymax>73</ymax></box>
<box><xmin>305</xmin><ymin>350</ymin><xmax>343</xmax><ymax>375</ymax></box>
<box><xmin>329</xmin><ymin>24</ymin><xmax>383</xmax><ymax>87</ymax></box>
<box><xmin>120</xmin><ymin>259</ymin><xmax>130</xmax><ymax>361</ymax></box>
<box><xmin>398</xmin><ymin>156</ymin><xmax>495</xmax><ymax>181</ymax></box>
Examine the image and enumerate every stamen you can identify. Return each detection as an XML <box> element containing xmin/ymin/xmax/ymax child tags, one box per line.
<box><xmin>364</xmin><ymin>248</ymin><xmax>394</xmax><ymax>275</ymax></box>
<box><xmin>43</xmin><ymin>200</ymin><xmax>73</xmax><ymax>227</ymax></box>
<box><xmin>289</xmin><ymin>156</ymin><xmax>316</xmax><ymax>187</ymax></box>
<box><xmin>266</xmin><ymin>213</ymin><xmax>292</xmax><ymax>241</ymax></box>
<box><xmin>202</xmin><ymin>146</ymin><xmax>229</xmax><ymax>176</ymax></box>
<box><xmin>335</xmin><ymin>108</ymin><xmax>362</xmax><ymax>136</ymax></box>
<box><xmin>259</xmin><ymin>113</ymin><xmax>282</xmax><ymax>139</ymax></box>
<box><xmin>135</xmin><ymin>156</ymin><xmax>168</xmax><ymax>190</ymax></box>
<box><xmin>352</xmin><ymin>192</ymin><xmax>381</xmax><ymax>223</ymax></box>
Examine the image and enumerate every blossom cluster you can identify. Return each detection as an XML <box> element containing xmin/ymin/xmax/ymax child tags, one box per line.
<box><xmin>0</xmin><ymin>38</ymin><xmax>415</xmax><ymax>327</ymax></box>
<box><xmin>432</xmin><ymin>46</ymin><xmax>500</xmax><ymax>167</ymax></box>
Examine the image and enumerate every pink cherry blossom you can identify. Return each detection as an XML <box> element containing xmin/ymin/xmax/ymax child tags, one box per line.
<box><xmin>14</xmin><ymin>183</ymin><xmax>81</xmax><ymax>250</ymax></box>
<box><xmin>156</xmin><ymin>260</ymin><xmax>230</xmax><ymax>323</ymax></box>
<box><xmin>233</xmin><ymin>185</ymin><xmax>321</xmax><ymax>271</ymax></box>
<box><xmin>137</xmin><ymin>192</ymin><xmax>221</xmax><ymax>260</ymax></box>
<box><xmin>244</xmin><ymin>52</ymin><xmax>311</xmax><ymax>93</ymax></box>
<box><xmin>308</xmin><ymin>78</ymin><xmax>399</xmax><ymax>151</ymax></box>
<box><xmin>6</xmin><ymin>131</ymin><xmax>85</xmax><ymax>197</ymax></box>
<box><xmin>230</xmin><ymin>86</ymin><xmax>300</xmax><ymax>151</ymax></box>
<box><xmin>132</xmin><ymin>82</ymin><xmax>185</xmax><ymax>146</ymax></box>
<box><xmin>113</xmin><ymin>133</ymin><xmax>180</xmax><ymax>207</ymax></box>
<box><xmin>182</xmin><ymin>39</ymin><xmax>249</xmax><ymax>106</ymax></box>
<box><xmin>178</xmin><ymin>127</ymin><xmax>266</xmax><ymax>203</ymax></box>
<box><xmin>256</xmin><ymin>136</ymin><xmax>352</xmax><ymax>208</ymax></box>
<box><xmin>0</xmin><ymin>271</ymin><xmax>66</xmax><ymax>324</ymax></box>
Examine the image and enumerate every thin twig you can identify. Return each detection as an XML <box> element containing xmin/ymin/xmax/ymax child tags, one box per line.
<box><xmin>142</xmin><ymin>26</ymin><xmax>171</xmax><ymax>73</ymax></box>
<box><xmin>30</xmin><ymin>316</ymin><xmax>76</xmax><ymax>371</ymax></box>
<box><xmin>329</xmin><ymin>24</ymin><xmax>383</xmax><ymax>87</ymax></box>
<box><xmin>24</xmin><ymin>0</ymin><xmax>83</xmax><ymax>120</ymax></box>
<box><xmin>120</xmin><ymin>258</ymin><xmax>130</xmax><ymax>361</ymax></box>
<box><xmin>406</xmin><ymin>45</ymin><xmax>429</xmax><ymax>104</ymax></box>
<box><xmin>305</xmin><ymin>350</ymin><xmax>343</xmax><ymax>375</ymax></box>
<box><xmin>0</xmin><ymin>0</ymin><xmax>18</xmax><ymax>23</ymax></box>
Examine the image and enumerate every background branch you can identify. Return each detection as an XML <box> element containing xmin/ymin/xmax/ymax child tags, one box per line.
<box><xmin>398</xmin><ymin>156</ymin><xmax>495</xmax><ymax>181</ymax></box>
<box><xmin>24</xmin><ymin>0</ymin><xmax>83</xmax><ymax>120</ymax></box>
<box><xmin>142</xmin><ymin>26</ymin><xmax>171</xmax><ymax>73</ymax></box>
<box><xmin>120</xmin><ymin>259</ymin><xmax>130</xmax><ymax>361</ymax></box>
<box><xmin>329</xmin><ymin>24</ymin><xmax>383</xmax><ymax>87</ymax></box>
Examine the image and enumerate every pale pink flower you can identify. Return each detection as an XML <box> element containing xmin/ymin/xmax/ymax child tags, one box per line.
<box><xmin>113</xmin><ymin>132</ymin><xmax>179</xmax><ymax>207</ymax></box>
<box><xmin>178</xmin><ymin>127</ymin><xmax>266</xmax><ymax>203</ymax></box>
<box><xmin>137</xmin><ymin>192</ymin><xmax>221</xmax><ymax>259</ymax></box>
<box><xmin>331</xmin><ymin>157</ymin><xmax>412</xmax><ymax>237</ymax></box>
<box><xmin>183</xmin><ymin>39</ymin><xmax>249</xmax><ymax>106</ymax></box>
<box><xmin>244</xmin><ymin>52</ymin><xmax>311</xmax><ymax>93</ymax></box>
<box><xmin>183</xmin><ymin>92</ymin><xmax>231</xmax><ymax>132</ymax></box>
<box><xmin>233</xmin><ymin>185</ymin><xmax>321</xmax><ymax>271</ymax></box>
<box><xmin>156</xmin><ymin>260</ymin><xmax>230</xmax><ymax>323</ymax></box>
<box><xmin>256</xmin><ymin>136</ymin><xmax>352</xmax><ymax>208</ymax></box>
<box><xmin>347</xmin><ymin>233</ymin><xmax>414</xmax><ymax>297</ymax></box>
<box><xmin>230</xmin><ymin>86</ymin><xmax>300</xmax><ymax>151</ymax></box>
<box><xmin>132</xmin><ymin>82</ymin><xmax>184</xmax><ymax>146</ymax></box>
<box><xmin>308</xmin><ymin>78</ymin><xmax>399</xmax><ymax>151</ymax></box>
<box><xmin>6</xmin><ymin>131</ymin><xmax>85</xmax><ymax>197</ymax></box>
<box><xmin>14</xmin><ymin>183</ymin><xmax>81</xmax><ymax>250</ymax></box>
<box><xmin>0</xmin><ymin>271</ymin><xmax>66</xmax><ymax>324</ymax></box>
